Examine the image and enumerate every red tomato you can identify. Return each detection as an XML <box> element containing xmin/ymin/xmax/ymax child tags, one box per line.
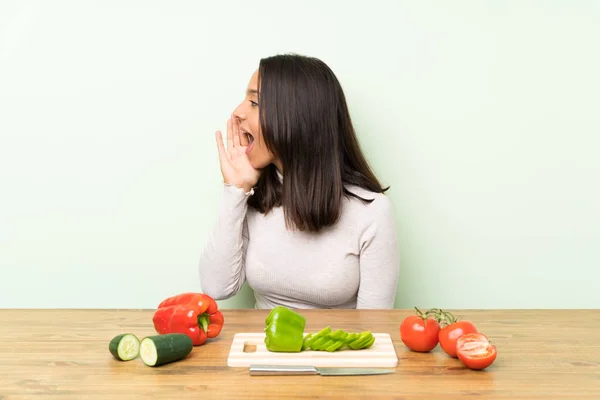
<box><xmin>439</xmin><ymin>320</ymin><xmax>478</xmax><ymax>358</ymax></box>
<box><xmin>456</xmin><ymin>332</ymin><xmax>497</xmax><ymax>370</ymax></box>
<box><xmin>400</xmin><ymin>313</ymin><xmax>440</xmax><ymax>353</ymax></box>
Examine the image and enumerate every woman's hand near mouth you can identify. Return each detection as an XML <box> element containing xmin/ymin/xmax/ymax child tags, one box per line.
<box><xmin>215</xmin><ymin>115</ymin><xmax>261</xmax><ymax>193</ymax></box>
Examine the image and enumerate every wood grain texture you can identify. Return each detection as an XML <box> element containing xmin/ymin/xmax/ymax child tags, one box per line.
<box><xmin>0</xmin><ymin>309</ymin><xmax>599</xmax><ymax>399</ymax></box>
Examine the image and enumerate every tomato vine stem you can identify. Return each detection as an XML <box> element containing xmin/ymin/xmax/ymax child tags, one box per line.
<box><xmin>413</xmin><ymin>306</ymin><xmax>459</xmax><ymax>327</ymax></box>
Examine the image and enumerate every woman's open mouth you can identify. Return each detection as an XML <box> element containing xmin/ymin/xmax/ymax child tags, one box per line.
<box><xmin>241</xmin><ymin>129</ymin><xmax>254</xmax><ymax>154</ymax></box>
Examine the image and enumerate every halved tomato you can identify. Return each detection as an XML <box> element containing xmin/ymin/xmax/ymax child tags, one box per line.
<box><xmin>456</xmin><ymin>332</ymin><xmax>497</xmax><ymax>370</ymax></box>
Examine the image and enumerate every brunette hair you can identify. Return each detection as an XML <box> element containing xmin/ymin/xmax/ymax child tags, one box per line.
<box><xmin>247</xmin><ymin>53</ymin><xmax>389</xmax><ymax>232</ymax></box>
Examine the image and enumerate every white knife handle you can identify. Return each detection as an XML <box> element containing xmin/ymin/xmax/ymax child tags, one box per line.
<box><xmin>249</xmin><ymin>364</ymin><xmax>319</xmax><ymax>376</ymax></box>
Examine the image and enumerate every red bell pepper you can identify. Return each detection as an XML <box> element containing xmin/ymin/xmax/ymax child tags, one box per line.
<box><xmin>152</xmin><ymin>292</ymin><xmax>224</xmax><ymax>346</ymax></box>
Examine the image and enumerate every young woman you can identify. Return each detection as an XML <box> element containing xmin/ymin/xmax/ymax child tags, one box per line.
<box><xmin>199</xmin><ymin>54</ymin><xmax>399</xmax><ymax>309</ymax></box>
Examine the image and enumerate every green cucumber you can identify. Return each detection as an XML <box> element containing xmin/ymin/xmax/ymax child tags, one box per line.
<box><xmin>139</xmin><ymin>333</ymin><xmax>193</xmax><ymax>367</ymax></box>
<box><xmin>109</xmin><ymin>333</ymin><xmax>140</xmax><ymax>361</ymax></box>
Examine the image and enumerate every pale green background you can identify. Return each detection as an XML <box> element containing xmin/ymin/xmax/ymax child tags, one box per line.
<box><xmin>1</xmin><ymin>1</ymin><xmax>598</xmax><ymax>309</ymax></box>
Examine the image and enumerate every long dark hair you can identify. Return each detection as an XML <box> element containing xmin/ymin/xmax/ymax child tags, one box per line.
<box><xmin>247</xmin><ymin>54</ymin><xmax>389</xmax><ymax>232</ymax></box>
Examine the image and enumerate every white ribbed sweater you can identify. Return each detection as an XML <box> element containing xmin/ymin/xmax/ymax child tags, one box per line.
<box><xmin>198</xmin><ymin>182</ymin><xmax>400</xmax><ymax>309</ymax></box>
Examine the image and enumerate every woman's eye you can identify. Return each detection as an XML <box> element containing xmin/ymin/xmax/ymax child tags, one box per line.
<box><xmin>249</xmin><ymin>100</ymin><xmax>258</xmax><ymax>107</ymax></box>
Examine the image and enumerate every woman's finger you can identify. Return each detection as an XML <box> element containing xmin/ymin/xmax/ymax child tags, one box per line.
<box><xmin>232</xmin><ymin>114</ymin><xmax>241</xmax><ymax>147</ymax></box>
<box><xmin>226</xmin><ymin>118</ymin><xmax>233</xmax><ymax>155</ymax></box>
<box><xmin>238</xmin><ymin>117</ymin><xmax>249</xmax><ymax>146</ymax></box>
<box><xmin>215</xmin><ymin>130</ymin><xmax>229</xmax><ymax>165</ymax></box>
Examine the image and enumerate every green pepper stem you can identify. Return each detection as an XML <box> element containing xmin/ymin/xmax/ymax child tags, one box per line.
<box><xmin>198</xmin><ymin>313</ymin><xmax>210</xmax><ymax>333</ymax></box>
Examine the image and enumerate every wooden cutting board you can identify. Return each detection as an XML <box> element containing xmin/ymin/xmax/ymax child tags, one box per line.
<box><xmin>227</xmin><ymin>332</ymin><xmax>398</xmax><ymax>368</ymax></box>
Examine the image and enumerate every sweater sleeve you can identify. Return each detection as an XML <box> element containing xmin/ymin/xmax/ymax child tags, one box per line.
<box><xmin>198</xmin><ymin>184</ymin><xmax>250</xmax><ymax>300</ymax></box>
<box><xmin>356</xmin><ymin>194</ymin><xmax>400</xmax><ymax>309</ymax></box>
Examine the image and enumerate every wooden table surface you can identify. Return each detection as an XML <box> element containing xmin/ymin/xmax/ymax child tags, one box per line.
<box><xmin>1</xmin><ymin>308</ymin><xmax>599</xmax><ymax>399</ymax></box>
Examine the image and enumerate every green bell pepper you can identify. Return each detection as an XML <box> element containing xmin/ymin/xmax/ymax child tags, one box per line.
<box><xmin>264</xmin><ymin>306</ymin><xmax>306</xmax><ymax>352</ymax></box>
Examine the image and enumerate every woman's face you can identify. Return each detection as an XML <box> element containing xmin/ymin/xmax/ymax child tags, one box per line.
<box><xmin>233</xmin><ymin>70</ymin><xmax>278</xmax><ymax>170</ymax></box>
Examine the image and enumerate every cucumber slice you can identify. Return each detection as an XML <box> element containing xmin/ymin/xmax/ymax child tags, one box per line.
<box><xmin>139</xmin><ymin>333</ymin><xmax>193</xmax><ymax>367</ymax></box>
<box><xmin>109</xmin><ymin>333</ymin><xmax>140</xmax><ymax>361</ymax></box>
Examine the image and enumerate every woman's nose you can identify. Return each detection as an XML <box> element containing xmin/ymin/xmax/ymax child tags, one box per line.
<box><xmin>233</xmin><ymin>104</ymin><xmax>247</xmax><ymax>120</ymax></box>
